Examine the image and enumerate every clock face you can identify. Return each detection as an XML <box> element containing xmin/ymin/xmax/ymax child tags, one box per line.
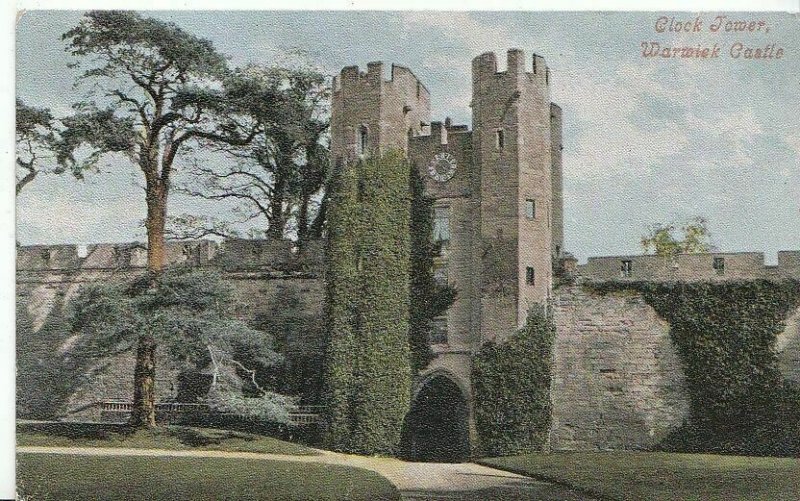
<box><xmin>427</xmin><ymin>152</ymin><xmax>457</xmax><ymax>183</ymax></box>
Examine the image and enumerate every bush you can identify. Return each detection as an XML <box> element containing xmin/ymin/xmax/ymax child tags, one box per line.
<box><xmin>472</xmin><ymin>305</ymin><xmax>555</xmax><ymax>456</ymax></box>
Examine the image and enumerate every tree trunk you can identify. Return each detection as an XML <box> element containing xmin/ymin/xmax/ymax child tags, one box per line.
<box><xmin>267</xmin><ymin>169</ymin><xmax>287</xmax><ymax>240</ymax></box>
<box><xmin>129</xmin><ymin>333</ymin><xmax>157</xmax><ymax>428</ymax></box>
<box><xmin>146</xmin><ymin>183</ymin><xmax>167</xmax><ymax>273</ymax></box>
<box><xmin>297</xmin><ymin>191</ymin><xmax>310</xmax><ymax>247</ymax></box>
<box><xmin>129</xmin><ymin>181</ymin><xmax>167</xmax><ymax>428</ymax></box>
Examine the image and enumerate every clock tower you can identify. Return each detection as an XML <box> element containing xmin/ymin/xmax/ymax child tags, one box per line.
<box><xmin>331</xmin><ymin>48</ymin><xmax>562</xmax><ymax>380</ymax></box>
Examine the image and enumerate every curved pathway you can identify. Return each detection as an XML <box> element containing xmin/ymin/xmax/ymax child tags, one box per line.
<box><xmin>18</xmin><ymin>445</ymin><xmax>593</xmax><ymax>500</ymax></box>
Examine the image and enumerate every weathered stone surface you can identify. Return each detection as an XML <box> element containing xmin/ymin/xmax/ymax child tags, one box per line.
<box><xmin>549</xmin><ymin>285</ymin><xmax>691</xmax><ymax>451</ymax></box>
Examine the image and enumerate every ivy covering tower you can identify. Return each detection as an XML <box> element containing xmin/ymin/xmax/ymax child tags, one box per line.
<box><xmin>322</xmin><ymin>151</ymin><xmax>412</xmax><ymax>454</ymax></box>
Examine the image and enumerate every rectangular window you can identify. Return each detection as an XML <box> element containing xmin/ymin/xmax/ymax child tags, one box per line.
<box><xmin>713</xmin><ymin>257</ymin><xmax>725</xmax><ymax>275</ymax></box>
<box><xmin>621</xmin><ymin>260</ymin><xmax>633</xmax><ymax>277</ymax></box>
<box><xmin>526</xmin><ymin>266</ymin><xmax>535</xmax><ymax>285</ymax></box>
<box><xmin>495</xmin><ymin>129</ymin><xmax>504</xmax><ymax>150</ymax></box>
<box><xmin>433</xmin><ymin>265</ymin><xmax>448</xmax><ymax>286</ymax></box>
<box><xmin>432</xmin><ymin>207</ymin><xmax>450</xmax><ymax>246</ymax></box>
<box><xmin>525</xmin><ymin>199</ymin><xmax>536</xmax><ymax>219</ymax></box>
<box><xmin>357</xmin><ymin>126</ymin><xmax>368</xmax><ymax>156</ymax></box>
<box><xmin>430</xmin><ymin>316</ymin><xmax>448</xmax><ymax>345</ymax></box>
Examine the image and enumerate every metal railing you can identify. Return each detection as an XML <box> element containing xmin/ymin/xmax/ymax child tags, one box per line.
<box><xmin>93</xmin><ymin>400</ymin><xmax>323</xmax><ymax>426</ymax></box>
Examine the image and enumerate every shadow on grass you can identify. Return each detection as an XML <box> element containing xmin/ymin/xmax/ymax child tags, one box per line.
<box><xmin>18</xmin><ymin>421</ymin><xmax>137</xmax><ymax>440</ymax></box>
<box><xmin>167</xmin><ymin>426</ymin><xmax>255</xmax><ymax>447</ymax></box>
<box><xmin>17</xmin><ymin>422</ymin><xmax>259</xmax><ymax>447</ymax></box>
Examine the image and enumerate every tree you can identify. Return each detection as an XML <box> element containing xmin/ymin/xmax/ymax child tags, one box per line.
<box><xmin>71</xmin><ymin>267</ymin><xmax>293</xmax><ymax>424</ymax></box>
<box><xmin>322</xmin><ymin>151</ymin><xmax>413</xmax><ymax>454</ymax></box>
<box><xmin>170</xmin><ymin>65</ymin><xmax>330</xmax><ymax>246</ymax></box>
<box><xmin>408</xmin><ymin>167</ymin><xmax>457</xmax><ymax>373</ymax></box>
<box><xmin>57</xmin><ymin>11</ymin><xmax>273</xmax><ymax>428</ymax></box>
<box><xmin>641</xmin><ymin>216</ymin><xmax>713</xmax><ymax>256</ymax></box>
<box><xmin>16</xmin><ymin>99</ymin><xmax>56</xmax><ymax>194</ymax></box>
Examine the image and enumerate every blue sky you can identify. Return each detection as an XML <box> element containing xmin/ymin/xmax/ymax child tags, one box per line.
<box><xmin>15</xmin><ymin>11</ymin><xmax>800</xmax><ymax>262</ymax></box>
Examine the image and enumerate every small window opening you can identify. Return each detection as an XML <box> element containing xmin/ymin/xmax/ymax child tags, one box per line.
<box><xmin>357</xmin><ymin>125</ymin><xmax>368</xmax><ymax>156</ymax></box>
<box><xmin>526</xmin><ymin>266</ymin><xmax>535</xmax><ymax>285</ymax></box>
<box><xmin>432</xmin><ymin>207</ymin><xmax>451</xmax><ymax>247</ymax></box>
<box><xmin>525</xmin><ymin>199</ymin><xmax>536</xmax><ymax>219</ymax></box>
<box><xmin>713</xmin><ymin>257</ymin><xmax>725</xmax><ymax>275</ymax></box>
<box><xmin>621</xmin><ymin>260</ymin><xmax>633</xmax><ymax>278</ymax></box>
<box><xmin>495</xmin><ymin>129</ymin><xmax>504</xmax><ymax>150</ymax></box>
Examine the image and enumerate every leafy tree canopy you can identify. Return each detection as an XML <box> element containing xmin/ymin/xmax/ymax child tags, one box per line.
<box><xmin>641</xmin><ymin>216</ymin><xmax>713</xmax><ymax>256</ymax></box>
<box><xmin>171</xmin><ymin>64</ymin><xmax>331</xmax><ymax>243</ymax></box>
<box><xmin>16</xmin><ymin>98</ymin><xmax>57</xmax><ymax>194</ymax></box>
<box><xmin>56</xmin><ymin>10</ymin><xmax>270</xmax><ymax>177</ymax></box>
<box><xmin>70</xmin><ymin>267</ymin><xmax>293</xmax><ymax>423</ymax></box>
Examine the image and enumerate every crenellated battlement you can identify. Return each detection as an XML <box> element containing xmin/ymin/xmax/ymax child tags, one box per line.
<box><xmin>471</xmin><ymin>49</ymin><xmax>550</xmax><ymax>85</ymax></box>
<box><xmin>16</xmin><ymin>238</ymin><xmax>324</xmax><ymax>273</ymax></box>
<box><xmin>573</xmin><ymin>251</ymin><xmax>800</xmax><ymax>282</ymax></box>
<box><xmin>333</xmin><ymin>62</ymin><xmax>430</xmax><ymax>101</ymax></box>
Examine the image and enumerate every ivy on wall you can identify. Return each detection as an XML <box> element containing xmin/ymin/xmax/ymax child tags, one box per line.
<box><xmin>472</xmin><ymin>305</ymin><xmax>555</xmax><ymax>457</ymax></box>
<box><xmin>590</xmin><ymin>279</ymin><xmax>800</xmax><ymax>455</ymax></box>
<box><xmin>321</xmin><ymin>151</ymin><xmax>413</xmax><ymax>455</ymax></box>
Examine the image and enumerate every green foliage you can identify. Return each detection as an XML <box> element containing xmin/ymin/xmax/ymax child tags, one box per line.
<box><xmin>408</xmin><ymin>167</ymin><xmax>457</xmax><ymax>373</ymax></box>
<box><xmin>641</xmin><ymin>216</ymin><xmax>712</xmax><ymax>256</ymax></box>
<box><xmin>57</xmin><ymin>10</ymin><xmax>269</xmax><ymax>178</ymax></box>
<box><xmin>255</xmin><ymin>284</ymin><xmax>325</xmax><ymax>404</ymax></box>
<box><xmin>16</xmin><ymin>98</ymin><xmax>57</xmax><ymax>194</ymax></box>
<box><xmin>589</xmin><ymin>279</ymin><xmax>800</xmax><ymax>455</ymax></box>
<box><xmin>171</xmin><ymin>64</ymin><xmax>331</xmax><ymax>242</ymax></box>
<box><xmin>472</xmin><ymin>305</ymin><xmax>555</xmax><ymax>456</ymax></box>
<box><xmin>63</xmin><ymin>10</ymin><xmax>227</xmax><ymax>80</ymax></box>
<box><xmin>322</xmin><ymin>151</ymin><xmax>413</xmax><ymax>454</ymax></box>
<box><xmin>70</xmin><ymin>267</ymin><xmax>292</xmax><ymax>423</ymax></box>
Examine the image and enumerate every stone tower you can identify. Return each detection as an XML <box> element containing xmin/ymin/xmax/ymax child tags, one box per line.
<box><xmin>330</xmin><ymin>52</ymin><xmax>562</xmax><ymax>455</ymax></box>
<box><xmin>472</xmin><ymin>49</ymin><xmax>554</xmax><ymax>341</ymax></box>
<box><xmin>331</xmin><ymin>49</ymin><xmax>561</xmax><ymax>352</ymax></box>
<box><xmin>330</xmin><ymin>62</ymin><xmax>430</xmax><ymax>165</ymax></box>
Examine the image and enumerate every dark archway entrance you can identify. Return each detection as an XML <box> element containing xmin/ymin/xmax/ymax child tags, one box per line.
<box><xmin>400</xmin><ymin>374</ymin><xmax>470</xmax><ymax>462</ymax></box>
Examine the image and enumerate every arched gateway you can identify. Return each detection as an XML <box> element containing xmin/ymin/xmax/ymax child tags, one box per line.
<box><xmin>400</xmin><ymin>371</ymin><xmax>471</xmax><ymax>462</ymax></box>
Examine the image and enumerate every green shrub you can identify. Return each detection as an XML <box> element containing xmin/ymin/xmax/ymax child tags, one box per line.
<box><xmin>472</xmin><ymin>305</ymin><xmax>555</xmax><ymax>456</ymax></box>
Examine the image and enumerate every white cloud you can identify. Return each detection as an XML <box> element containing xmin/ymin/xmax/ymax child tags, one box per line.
<box><xmin>558</xmin><ymin>62</ymin><xmax>692</xmax><ymax>179</ymax></box>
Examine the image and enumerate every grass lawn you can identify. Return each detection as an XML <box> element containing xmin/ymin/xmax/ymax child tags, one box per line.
<box><xmin>17</xmin><ymin>453</ymin><xmax>399</xmax><ymax>501</ymax></box>
<box><xmin>479</xmin><ymin>451</ymin><xmax>800</xmax><ymax>501</ymax></box>
<box><xmin>17</xmin><ymin>422</ymin><xmax>317</xmax><ymax>455</ymax></box>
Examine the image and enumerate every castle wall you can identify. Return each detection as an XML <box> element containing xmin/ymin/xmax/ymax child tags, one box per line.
<box><xmin>408</xmin><ymin>126</ymin><xmax>477</xmax><ymax>352</ymax></box>
<box><xmin>549</xmin><ymin>284</ymin><xmax>800</xmax><ymax>451</ymax></box>
<box><xmin>549</xmin><ymin>284</ymin><xmax>691</xmax><ymax>450</ymax></box>
<box><xmin>471</xmin><ymin>50</ymin><xmax>554</xmax><ymax>342</ymax></box>
<box><xmin>331</xmin><ymin>62</ymin><xmax>430</xmax><ymax>163</ymax></box>
<box><xmin>777</xmin><ymin>307</ymin><xmax>800</xmax><ymax>383</ymax></box>
<box><xmin>16</xmin><ymin>240</ymin><xmax>324</xmax><ymax>419</ymax></box>
<box><xmin>579</xmin><ymin>252</ymin><xmax>800</xmax><ymax>282</ymax></box>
